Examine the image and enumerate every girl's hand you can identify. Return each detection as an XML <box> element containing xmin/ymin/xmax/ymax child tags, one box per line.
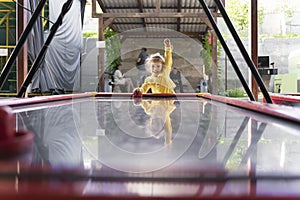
<box><xmin>132</xmin><ymin>88</ymin><xmax>142</xmax><ymax>97</ymax></box>
<box><xmin>164</xmin><ymin>38</ymin><xmax>171</xmax><ymax>47</ymax></box>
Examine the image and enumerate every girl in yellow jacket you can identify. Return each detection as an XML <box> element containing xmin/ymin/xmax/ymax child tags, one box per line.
<box><xmin>141</xmin><ymin>99</ymin><xmax>176</xmax><ymax>145</ymax></box>
<box><xmin>133</xmin><ymin>39</ymin><xmax>176</xmax><ymax>95</ymax></box>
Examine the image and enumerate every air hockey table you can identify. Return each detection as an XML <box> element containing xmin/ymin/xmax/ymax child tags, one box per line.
<box><xmin>0</xmin><ymin>92</ymin><xmax>300</xmax><ymax>200</ymax></box>
<box><xmin>265</xmin><ymin>93</ymin><xmax>300</xmax><ymax>107</ymax></box>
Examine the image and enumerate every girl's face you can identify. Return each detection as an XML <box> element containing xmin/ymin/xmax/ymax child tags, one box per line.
<box><xmin>151</xmin><ymin>62</ymin><xmax>163</xmax><ymax>77</ymax></box>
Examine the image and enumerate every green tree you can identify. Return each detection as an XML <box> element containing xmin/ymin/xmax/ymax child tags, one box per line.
<box><xmin>227</xmin><ymin>0</ymin><xmax>264</xmax><ymax>36</ymax></box>
<box><xmin>273</xmin><ymin>1</ymin><xmax>296</xmax><ymax>33</ymax></box>
<box><xmin>272</xmin><ymin>0</ymin><xmax>295</xmax><ymax>19</ymax></box>
<box><xmin>82</xmin><ymin>28</ymin><xmax>120</xmax><ymax>74</ymax></box>
<box><xmin>200</xmin><ymin>33</ymin><xmax>223</xmax><ymax>94</ymax></box>
<box><xmin>104</xmin><ymin>27</ymin><xmax>121</xmax><ymax>73</ymax></box>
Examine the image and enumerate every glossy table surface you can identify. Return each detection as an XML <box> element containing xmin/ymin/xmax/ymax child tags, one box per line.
<box><xmin>1</xmin><ymin>93</ymin><xmax>300</xmax><ymax>199</ymax></box>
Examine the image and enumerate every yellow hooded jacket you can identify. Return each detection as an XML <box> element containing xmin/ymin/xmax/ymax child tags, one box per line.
<box><xmin>140</xmin><ymin>46</ymin><xmax>176</xmax><ymax>94</ymax></box>
<box><xmin>141</xmin><ymin>100</ymin><xmax>176</xmax><ymax>145</ymax></box>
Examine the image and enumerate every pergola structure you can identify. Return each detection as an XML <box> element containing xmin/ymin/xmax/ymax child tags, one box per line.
<box><xmin>0</xmin><ymin>0</ymin><xmax>259</xmax><ymax>100</ymax></box>
<box><xmin>91</xmin><ymin>0</ymin><xmax>260</xmax><ymax>100</ymax></box>
<box><xmin>92</xmin><ymin>0</ymin><xmax>224</xmax><ymax>40</ymax></box>
<box><xmin>91</xmin><ymin>0</ymin><xmax>223</xmax><ymax>92</ymax></box>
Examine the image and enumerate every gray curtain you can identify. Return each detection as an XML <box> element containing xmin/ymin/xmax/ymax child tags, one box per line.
<box><xmin>29</xmin><ymin>0</ymin><xmax>82</xmax><ymax>93</ymax></box>
<box><xmin>28</xmin><ymin>0</ymin><xmax>54</xmax><ymax>92</ymax></box>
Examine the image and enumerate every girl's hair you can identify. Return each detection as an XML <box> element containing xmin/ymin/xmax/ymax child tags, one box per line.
<box><xmin>145</xmin><ymin>52</ymin><xmax>165</xmax><ymax>73</ymax></box>
<box><xmin>148</xmin><ymin>52</ymin><xmax>165</xmax><ymax>63</ymax></box>
<box><xmin>151</xmin><ymin>56</ymin><xmax>164</xmax><ymax>64</ymax></box>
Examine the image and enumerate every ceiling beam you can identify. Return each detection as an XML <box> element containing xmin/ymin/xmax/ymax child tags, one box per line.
<box><xmin>103</xmin><ymin>17</ymin><xmax>114</xmax><ymax>28</ymax></box>
<box><xmin>91</xmin><ymin>0</ymin><xmax>218</xmax><ymax>38</ymax></box>
<box><xmin>113</xmin><ymin>22</ymin><xmax>205</xmax><ymax>25</ymax></box>
<box><xmin>156</xmin><ymin>0</ymin><xmax>161</xmax><ymax>13</ymax></box>
<box><xmin>121</xmin><ymin>31</ymin><xmax>206</xmax><ymax>37</ymax></box>
<box><xmin>177</xmin><ymin>0</ymin><xmax>182</xmax><ymax>32</ymax></box>
<box><xmin>93</xmin><ymin>12</ymin><xmax>221</xmax><ymax>19</ymax></box>
<box><xmin>137</xmin><ymin>0</ymin><xmax>146</xmax><ymax>27</ymax></box>
<box><xmin>101</xmin><ymin>6</ymin><xmax>217</xmax><ymax>10</ymax></box>
<box><xmin>97</xmin><ymin>0</ymin><xmax>106</xmax><ymax>12</ymax></box>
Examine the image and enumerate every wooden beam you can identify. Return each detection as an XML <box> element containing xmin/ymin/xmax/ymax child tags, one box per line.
<box><xmin>112</xmin><ymin>21</ymin><xmax>206</xmax><ymax>25</ymax></box>
<box><xmin>137</xmin><ymin>0</ymin><xmax>143</xmax><ymax>11</ymax></box>
<box><xmin>92</xmin><ymin>0</ymin><xmax>220</xmax><ymax>33</ymax></box>
<box><xmin>92</xmin><ymin>0</ymin><xmax>96</xmax><ymax>17</ymax></box>
<box><xmin>101</xmin><ymin>6</ymin><xmax>217</xmax><ymax>10</ymax></box>
<box><xmin>201</xmin><ymin>17</ymin><xmax>213</xmax><ymax>30</ymax></box>
<box><xmin>120</xmin><ymin>31</ymin><xmax>205</xmax><ymax>38</ymax></box>
<box><xmin>156</xmin><ymin>0</ymin><xmax>161</xmax><ymax>13</ymax></box>
<box><xmin>98</xmin><ymin>16</ymin><xmax>105</xmax><ymax>92</ymax></box>
<box><xmin>211</xmin><ymin>18</ymin><xmax>218</xmax><ymax>95</ymax></box>
<box><xmin>97</xmin><ymin>0</ymin><xmax>106</xmax><ymax>12</ymax></box>
<box><xmin>94</xmin><ymin>12</ymin><xmax>221</xmax><ymax>19</ymax></box>
<box><xmin>103</xmin><ymin>17</ymin><xmax>114</xmax><ymax>28</ymax></box>
<box><xmin>177</xmin><ymin>0</ymin><xmax>182</xmax><ymax>32</ymax></box>
<box><xmin>250</xmin><ymin>0</ymin><xmax>259</xmax><ymax>101</ymax></box>
<box><xmin>16</xmin><ymin>0</ymin><xmax>27</xmax><ymax>91</ymax></box>
<box><xmin>92</xmin><ymin>0</ymin><xmax>117</xmax><ymax>31</ymax></box>
<box><xmin>137</xmin><ymin>0</ymin><xmax>146</xmax><ymax>27</ymax></box>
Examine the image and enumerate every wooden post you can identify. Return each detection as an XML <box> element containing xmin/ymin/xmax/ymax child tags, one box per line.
<box><xmin>212</xmin><ymin>17</ymin><xmax>218</xmax><ymax>95</ymax></box>
<box><xmin>16</xmin><ymin>0</ymin><xmax>28</xmax><ymax>92</ymax></box>
<box><xmin>250</xmin><ymin>0</ymin><xmax>258</xmax><ymax>101</ymax></box>
<box><xmin>98</xmin><ymin>16</ymin><xmax>105</xmax><ymax>92</ymax></box>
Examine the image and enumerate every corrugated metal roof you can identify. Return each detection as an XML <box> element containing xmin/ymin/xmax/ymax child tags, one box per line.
<box><xmin>97</xmin><ymin>0</ymin><xmax>219</xmax><ymax>41</ymax></box>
